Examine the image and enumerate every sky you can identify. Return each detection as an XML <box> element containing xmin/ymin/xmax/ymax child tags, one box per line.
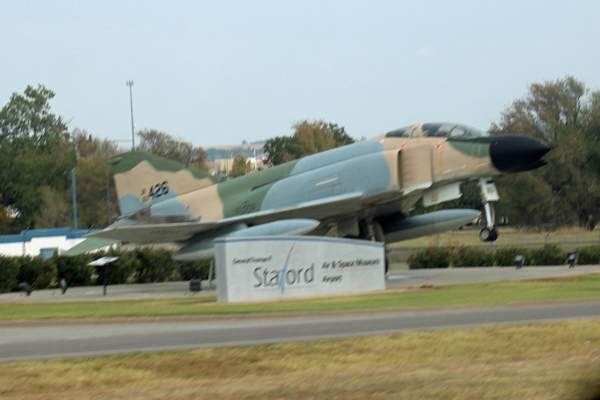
<box><xmin>2</xmin><ymin>0</ymin><xmax>600</xmax><ymax>147</ymax></box>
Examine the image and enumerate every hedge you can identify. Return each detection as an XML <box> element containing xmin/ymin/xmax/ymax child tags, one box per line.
<box><xmin>16</xmin><ymin>256</ymin><xmax>57</xmax><ymax>290</ymax></box>
<box><xmin>449</xmin><ymin>245</ymin><xmax>493</xmax><ymax>268</ymax></box>
<box><xmin>406</xmin><ymin>245</ymin><xmax>453</xmax><ymax>269</ymax></box>
<box><xmin>529</xmin><ymin>244</ymin><xmax>565</xmax><ymax>266</ymax></box>
<box><xmin>0</xmin><ymin>257</ymin><xmax>19</xmax><ymax>293</ymax></box>
<box><xmin>573</xmin><ymin>245</ymin><xmax>600</xmax><ymax>265</ymax></box>
<box><xmin>408</xmin><ymin>244</ymin><xmax>594</xmax><ymax>269</ymax></box>
<box><xmin>493</xmin><ymin>247</ymin><xmax>532</xmax><ymax>267</ymax></box>
<box><xmin>0</xmin><ymin>247</ymin><xmax>211</xmax><ymax>294</ymax></box>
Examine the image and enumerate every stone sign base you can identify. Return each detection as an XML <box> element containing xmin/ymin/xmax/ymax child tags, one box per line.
<box><xmin>215</xmin><ymin>236</ymin><xmax>385</xmax><ymax>303</ymax></box>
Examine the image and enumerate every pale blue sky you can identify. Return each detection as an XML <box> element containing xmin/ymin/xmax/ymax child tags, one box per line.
<box><xmin>2</xmin><ymin>1</ymin><xmax>599</xmax><ymax>146</ymax></box>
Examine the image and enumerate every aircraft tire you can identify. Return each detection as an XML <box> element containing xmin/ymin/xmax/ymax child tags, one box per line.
<box><xmin>479</xmin><ymin>227</ymin><xmax>499</xmax><ymax>242</ymax></box>
<box><xmin>479</xmin><ymin>228</ymin><xmax>492</xmax><ymax>242</ymax></box>
<box><xmin>489</xmin><ymin>228</ymin><xmax>499</xmax><ymax>241</ymax></box>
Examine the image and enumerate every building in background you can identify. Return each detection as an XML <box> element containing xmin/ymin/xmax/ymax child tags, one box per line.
<box><xmin>211</xmin><ymin>154</ymin><xmax>266</xmax><ymax>177</ymax></box>
<box><xmin>0</xmin><ymin>228</ymin><xmax>101</xmax><ymax>258</ymax></box>
<box><xmin>204</xmin><ymin>142</ymin><xmax>266</xmax><ymax>177</ymax></box>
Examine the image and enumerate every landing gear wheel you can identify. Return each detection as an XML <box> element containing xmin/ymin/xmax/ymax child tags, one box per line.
<box><xmin>479</xmin><ymin>227</ymin><xmax>498</xmax><ymax>242</ymax></box>
<box><xmin>479</xmin><ymin>227</ymin><xmax>491</xmax><ymax>242</ymax></box>
<box><xmin>489</xmin><ymin>228</ymin><xmax>498</xmax><ymax>241</ymax></box>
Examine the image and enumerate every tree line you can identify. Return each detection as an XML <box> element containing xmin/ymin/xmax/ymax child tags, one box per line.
<box><xmin>1</xmin><ymin>76</ymin><xmax>600</xmax><ymax>235</ymax></box>
<box><xmin>442</xmin><ymin>77</ymin><xmax>600</xmax><ymax>230</ymax></box>
<box><xmin>0</xmin><ymin>85</ymin><xmax>212</xmax><ymax>234</ymax></box>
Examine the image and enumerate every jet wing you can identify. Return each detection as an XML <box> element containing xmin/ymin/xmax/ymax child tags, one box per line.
<box><xmin>224</xmin><ymin>191</ymin><xmax>365</xmax><ymax>225</ymax></box>
<box><xmin>86</xmin><ymin>191</ymin><xmax>365</xmax><ymax>243</ymax></box>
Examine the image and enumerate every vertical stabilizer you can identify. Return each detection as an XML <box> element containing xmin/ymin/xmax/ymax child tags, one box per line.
<box><xmin>109</xmin><ymin>151</ymin><xmax>219</xmax><ymax>216</ymax></box>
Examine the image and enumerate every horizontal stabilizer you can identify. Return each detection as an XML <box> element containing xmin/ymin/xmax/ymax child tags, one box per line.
<box><xmin>87</xmin><ymin>221</ymin><xmax>219</xmax><ymax>243</ymax></box>
<box><xmin>62</xmin><ymin>237</ymin><xmax>120</xmax><ymax>256</ymax></box>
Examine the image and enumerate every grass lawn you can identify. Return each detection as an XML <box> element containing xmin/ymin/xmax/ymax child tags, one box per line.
<box><xmin>1</xmin><ymin>319</ymin><xmax>598</xmax><ymax>399</ymax></box>
<box><xmin>1</xmin><ymin>274</ymin><xmax>600</xmax><ymax>321</ymax></box>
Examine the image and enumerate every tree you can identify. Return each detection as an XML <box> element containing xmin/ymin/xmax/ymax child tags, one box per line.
<box><xmin>264</xmin><ymin>120</ymin><xmax>354</xmax><ymax>166</ymax></box>
<box><xmin>0</xmin><ymin>195</ymin><xmax>17</xmax><ymax>234</ymax></box>
<box><xmin>35</xmin><ymin>186</ymin><xmax>72</xmax><ymax>229</ymax></box>
<box><xmin>137</xmin><ymin>129</ymin><xmax>209</xmax><ymax>170</ymax></box>
<box><xmin>0</xmin><ymin>85</ymin><xmax>76</xmax><ymax>232</ymax></box>
<box><xmin>494</xmin><ymin>172</ymin><xmax>555</xmax><ymax>229</ymax></box>
<box><xmin>31</xmin><ymin>129</ymin><xmax>124</xmax><ymax>230</ymax></box>
<box><xmin>329</xmin><ymin>123</ymin><xmax>354</xmax><ymax>146</ymax></box>
<box><xmin>70</xmin><ymin>127</ymin><xmax>119</xmax><ymax>158</ymax></box>
<box><xmin>229</xmin><ymin>154</ymin><xmax>252</xmax><ymax>178</ymax></box>
<box><xmin>263</xmin><ymin>135</ymin><xmax>295</xmax><ymax>166</ymax></box>
<box><xmin>0</xmin><ymin>84</ymin><xmax>68</xmax><ymax>151</ymax></box>
<box><xmin>490</xmin><ymin>76</ymin><xmax>600</xmax><ymax>230</ymax></box>
<box><xmin>67</xmin><ymin>129</ymin><xmax>121</xmax><ymax>229</ymax></box>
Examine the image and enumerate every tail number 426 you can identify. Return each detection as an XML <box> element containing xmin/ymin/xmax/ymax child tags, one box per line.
<box><xmin>141</xmin><ymin>181</ymin><xmax>169</xmax><ymax>202</ymax></box>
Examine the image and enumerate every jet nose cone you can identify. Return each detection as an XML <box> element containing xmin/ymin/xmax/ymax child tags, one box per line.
<box><xmin>490</xmin><ymin>134</ymin><xmax>552</xmax><ymax>173</ymax></box>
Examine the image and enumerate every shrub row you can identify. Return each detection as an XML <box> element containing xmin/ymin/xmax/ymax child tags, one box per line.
<box><xmin>407</xmin><ymin>244</ymin><xmax>594</xmax><ymax>269</ymax></box>
<box><xmin>0</xmin><ymin>248</ymin><xmax>211</xmax><ymax>293</ymax></box>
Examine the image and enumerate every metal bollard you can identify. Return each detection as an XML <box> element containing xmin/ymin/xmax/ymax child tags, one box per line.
<box><xmin>566</xmin><ymin>253</ymin><xmax>578</xmax><ymax>269</ymax></box>
<box><xmin>189</xmin><ymin>279</ymin><xmax>202</xmax><ymax>293</ymax></box>
<box><xmin>514</xmin><ymin>254</ymin><xmax>525</xmax><ymax>270</ymax></box>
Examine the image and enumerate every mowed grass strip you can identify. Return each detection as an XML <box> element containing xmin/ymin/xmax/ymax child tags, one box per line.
<box><xmin>1</xmin><ymin>274</ymin><xmax>600</xmax><ymax>320</ymax></box>
<box><xmin>1</xmin><ymin>320</ymin><xmax>599</xmax><ymax>399</ymax></box>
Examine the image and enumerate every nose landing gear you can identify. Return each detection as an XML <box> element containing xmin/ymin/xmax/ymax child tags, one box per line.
<box><xmin>479</xmin><ymin>226</ymin><xmax>498</xmax><ymax>242</ymax></box>
<box><xmin>479</xmin><ymin>178</ymin><xmax>499</xmax><ymax>242</ymax></box>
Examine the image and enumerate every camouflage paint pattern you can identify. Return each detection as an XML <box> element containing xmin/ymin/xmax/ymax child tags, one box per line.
<box><xmin>109</xmin><ymin>123</ymin><xmax>500</xmax><ymax>227</ymax></box>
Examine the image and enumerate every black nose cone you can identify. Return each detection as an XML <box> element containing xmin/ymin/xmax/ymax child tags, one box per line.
<box><xmin>490</xmin><ymin>135</ymin><xmax>553</xmax><ymax>173</ymax></box>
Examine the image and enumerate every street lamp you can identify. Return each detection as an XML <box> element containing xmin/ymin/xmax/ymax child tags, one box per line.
<box><xmin>63</xmin><ymin>168</ymin><xmax>78</xmax><ymax>231</ymax></box>
<box><xmin>126</xmin><ymin>80</ymin><xmax>135</xmax><ymax>150</ymax></box>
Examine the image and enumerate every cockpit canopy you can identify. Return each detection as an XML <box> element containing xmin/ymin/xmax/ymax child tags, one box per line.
<box><xmin>385</xmin><ymin>123</ymin><xmax>488</xmax><ymax>139</ymax></box>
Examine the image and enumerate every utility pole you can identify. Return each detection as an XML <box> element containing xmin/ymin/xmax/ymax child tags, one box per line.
<box><xmin>64</xmin><ymin>168</ymin><xmax>78</xmax><ymax>231</ymax></box>
<box><xmin>126</xmin><ymin>80</ymin><xmax>135</xmax><ymax>150</ymax></box>
<box><xmin>106</xmin><ymin>156</ymin><xmax>110</xmax><ymax>225</ymax></box>
<box><xmin>72</xmin><ymin>168</ymin><xmax>78</xmax><ymax>231</ymax></box>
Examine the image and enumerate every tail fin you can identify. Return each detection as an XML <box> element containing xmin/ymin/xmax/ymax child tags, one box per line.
<box><xmin>109</xmin><ymin>151</ymin><xmax>219</xmax><ymax>216</ymax></box>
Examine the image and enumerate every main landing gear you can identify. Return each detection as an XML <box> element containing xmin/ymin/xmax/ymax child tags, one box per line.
<box><xmin>360</xmin><ymin>219</ymin><xmax>390</xmax><ymax>274</ymax></box>
<box><xmin>479</xmin><ymin>178</ymin><xmax>499</xmax><ymax>242</ymax></box>
<box><xmin>339</xmin><ymin>218</ymin><xmax>389</xmax><ymax>274</ymax></box>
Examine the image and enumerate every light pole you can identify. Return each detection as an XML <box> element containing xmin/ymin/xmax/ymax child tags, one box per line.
<box><xmin>126</xmin><ymin>80</ymin><xmax>135</xmax><ymax>150</ymax></box>
<box><xmin>64</xmin><ymin>168</ymin><xmax>78</xmax><ymax>231</ymax></box>
<box><xmin>72</xmin><ymin>168</ymin><xmax>78</xmax><ymax>231</ymax></box>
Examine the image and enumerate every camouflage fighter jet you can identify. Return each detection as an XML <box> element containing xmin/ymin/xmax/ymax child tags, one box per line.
<box><xmin>66</xmin><ymin>122</ymin><xmax>551</xmax><ymax>263</ymax></box>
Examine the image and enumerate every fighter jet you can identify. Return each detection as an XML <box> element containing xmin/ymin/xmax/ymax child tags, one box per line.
<box><xmin>65</xmin><ymin>122</ymin><xmax>551</xmax><ymax>262</ymax></box>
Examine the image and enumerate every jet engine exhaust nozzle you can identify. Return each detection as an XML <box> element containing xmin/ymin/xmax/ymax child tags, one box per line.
<box><xmin>489</xmin><ymin>134</ymin><xmax>552</xmax><ymax>173</ymax></box>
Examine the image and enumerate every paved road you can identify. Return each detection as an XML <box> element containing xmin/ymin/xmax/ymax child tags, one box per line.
<box><xmin>0</xmin><ymin>300</ymin><xmax>599</xmax><ymax>361</ymax></box>
<box><xmin>1</xmin><ymin>266</ymin><xmax>599</xmax><ymax>361</ymax></box>
<box><xmin>1</xmin><ymin>266</ymin><xmax>599</xmax><ymax>303</ymax></box>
